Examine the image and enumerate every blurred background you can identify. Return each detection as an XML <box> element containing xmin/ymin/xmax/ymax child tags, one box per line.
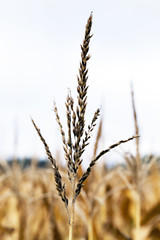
<box><xmin>0</xmin><ymin>0</ymin><xmax>160</xmax><ymax>162</ymax></box>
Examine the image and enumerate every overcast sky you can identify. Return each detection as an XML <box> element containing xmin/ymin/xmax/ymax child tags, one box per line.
<box><xmin>0</xmin><ymin>0</ymin><xmax>160</xmax><ymax>163</ymax></box>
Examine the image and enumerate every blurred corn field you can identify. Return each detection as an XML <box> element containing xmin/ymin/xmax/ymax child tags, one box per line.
<box><xmin>0</xmin><ymin>153</ymin><xmax>160</xmax><ymax>240</ymax></box>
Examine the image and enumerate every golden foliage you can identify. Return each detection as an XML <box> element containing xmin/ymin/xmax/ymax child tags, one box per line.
<box><xmin>0</xmin><ymin>157</ymin><xmax>159</xmax><ymax>240</ymax></box>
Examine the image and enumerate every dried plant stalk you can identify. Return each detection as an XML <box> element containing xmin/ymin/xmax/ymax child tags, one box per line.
<box><xmin>32</xmin><ymin>13</ymin><xmax>138</xmax><ymax>240</ymax></box>
<box><xmin>93</xmin><ymin>118</ymin><xmax>103</xmax><ymax>159</ymax></box>
<box><xmin>31</xmin><ymin>119</ymin><xmax>69</xmax><ymax>215</ymax></box>
<box><xmin>69</xmin><ymin>14</ymin><xmax>94</xmax><ymax>240</ymax></box>
<box><xmin>131</xmin><ymin>85</ymin><xmax>141</xmax><ymax>240</ymax></box>
<box><xmin>75</xmin><ymin>135</ymin><xmax>139</xmax><ymax>199</ymax></box>
<box><xmin>131</xmin><ymin>84</ymin><xmax>140</xmax><ymax>170</ymax></box>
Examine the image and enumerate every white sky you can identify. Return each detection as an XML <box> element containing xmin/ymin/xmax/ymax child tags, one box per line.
<box><xmin>0</xmin><ymin>0</ymin><xmax>160</xmax><ymax>163</ymax></box>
